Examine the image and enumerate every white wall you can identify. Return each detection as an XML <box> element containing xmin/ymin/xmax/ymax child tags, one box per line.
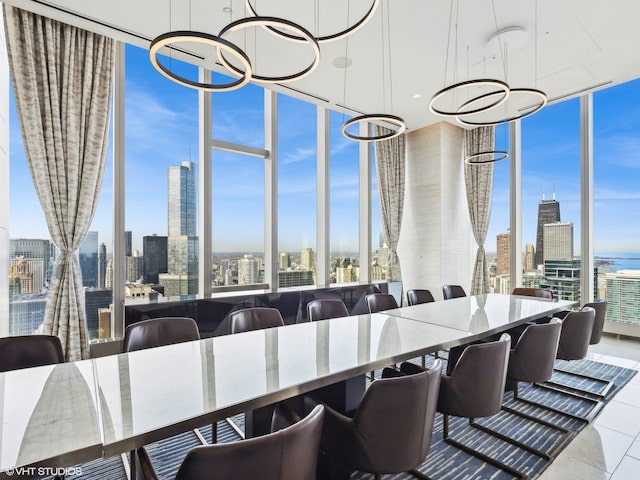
<box><xmin>0</xmin><ymin>9</ymin><xmax>10</xmax><ymax>336</ymax></box>
<box><xmin>398</xmin><ymin>121</ymin><xmax>472</xmax><ymax>300</ymax></box>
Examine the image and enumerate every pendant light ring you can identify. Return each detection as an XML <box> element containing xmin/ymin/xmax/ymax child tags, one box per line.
<box><xmin>456</xmin><ymin>88</ymin><xmax>548</xmax><ymax>126</ymax></box>
<box><xmin>218</xmin><ymin>16</ymin><xmax>321</xmax><ymax>84</ymax></box>
<box><xmin>465</xmin><ymin>150</ymin><xmax>509</xmax><ymax>164</ymax></box>
<box><xmin>341</xmin><ymin>114</ymin><xmax>406</xmax><ymax>142</ymax></box>
<box><xmin>150</xmin><ymin>31</ymin><xmax>252</xmax><ymax>91</ymax></box>
<box><xmin>429</xmin><ymin>79</ymin><xmax>510</xmax><ymax>117</ymax></box>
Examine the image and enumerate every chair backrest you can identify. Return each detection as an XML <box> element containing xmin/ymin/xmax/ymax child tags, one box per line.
<box><xmin>0</xmin><ymin>335</ymin><xmax>64</xmax><ymax>372</ymax></box>
<box><xmin>584</xmin><ymin>300</ymin><xmax>607</xmax><ymax>345</ymax></box>
<box><xmin>442</xmin><ymin>285</ymin><xmax>466</xmax><ymax>300</ymax></box>
<box><xmin>364</xmin><ymin>293</ymin><xmax>398</xmax><ymax>313</ymax></box>
<box><xmin>174</xmin><ymin>404</ymin><xmax>324</xmax><ymax>480</ymax></box>
<box><xmin>508</xmin><ymin>318</ymin><xmax>562</xmax><ymax>384</ymax></box>
<box><xmin>406</xmin><ymin>289</ymin><xmax>435</xmax><ymax>306</ymax></box>
<box><xmin>307</xmin><ymin>299</ymin><xmax>349</xmax><ymax>321</ymax></box>
<box><xmin>438</xmin><ymin>333</ymin><xmax>510</xmax><ymax>419</ymax></box>
<box><xmin>123</xmin><ymin>317</ymin><xmax>200</xmax><ymax>353</ymax></box>
<box><xmin>352</xmin><ymin>359</ymin><xmax>441</xmax><ymax>474</ymax></box>
<box><xmin>512</xmin><ymin>287</ymin><xmax>554</xmax><ymax>301</ymax></box>
<box><xmin>557</xmin><ymin>306</ymin><xmax>595</xmax><ymax>361</ymax></box>
<box><xmin>230</xmin><ymin>307</ymin><xmax>285</xmax><ymax>334</ymax></box>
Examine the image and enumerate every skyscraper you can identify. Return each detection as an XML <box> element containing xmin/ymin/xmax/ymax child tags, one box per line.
<box><xmin>496</xmin><ymin>230</ymin><xmax>510</xmax><ymax>275</ymax></box>
<box><xmin>300</xmin><ymin>247</ymin><xmax>314</xmax><ymax>271</ymax></box>
<box><xmin>534</xmin><ymin>197</ymin><xmax>560</xmax><ymax>267</ymax></box>
<box><xmin>159</xmin><ymin>161</ymin><xmax>198</xmax><ymax>296</ymax></box>
<box><xmin>143</xmin><ymin>234</ymin><xmax>168</xmax><ymax>284</ymax></box>
<box><xmin>79</xmin><ymin>231</ymin><xmax>99</xmax><ymax>288</ymax></box>
<box><xmin>126</xmin><ymin>250</ymin><xmax>144</xmax><ymax>283</ymax></box>
<box><xmin>238</xmin><ymin>255</ymin><xmax>260</xmax><ymax>285</ymax></box>
<box><xmin>125</xmin><ymin>230</ymin><xmax>132</xmax><ymax>257</ymax></box>
<box><xmin>279</xmin><ymin>252</ymin><xmax>291</xmax><ymax>270</ymax></box>
<box><xmin>606</xmin><ymin>271</ymin><xmax>640</xmax><ymax>324</ymax></box>
<box><xmin>10</xmin><ymin>238</ymin><xmax>52</xmax><ymax>289</ymax></box>
<box><xmin>98</xmin><ymin>242</ymin><xmax>107</xmax><ymax>288</ymax></box>
<box><xmin>524</xmin><ymin>243</ymin><xmax>535</xmax><ymax>271</ymax></box>
<box><xmin>543</xmin><ymin>222</ymin><xmax>573</xmax><ymax>261</ymax></box>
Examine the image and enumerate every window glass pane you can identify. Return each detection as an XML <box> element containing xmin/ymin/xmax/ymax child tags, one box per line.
<box><xmin>372</xmin><ymin>143</ymin><xmax>385</xmax><ymax>281</ymax></box>
<box><xmin>8</xmin><ymin>89</ymin><xmax>113</xmax><ymax>340</ymax></box>
<box><xmin>212</xmin><ymin>151</ymin><xmax>265</xmax><ymax>287</ymax></box>
<box><xmin>330</xmin><ymin>111</ymin><xmax>359</xmax><ymax>284</ymax></box>
<box><xmin>277</xmin><ymin>94</ymin><xmax>316</xmax><ymax>288</ymax></box>
<box><xmin>521</xmin><ymin>99</ymin><xmax>581</xmax><ymax>302</ymax></box>
<box><xmin>488</xmin><ymin>124</ymin><xmax>511</xmax><ymax>293</ymax></box>
<box><xmin>594</xmin><ymin>79</ymin><xmax>640</xmax><ymax>323</ymax></box>
<box><xmin>125</xmin><ymin>44</ymin><xmax>199</xmax><ymax>301</ymax></box>
<box><xmin>211</xmin><ymin>73</ymin><xmax>264</xmax><ymax>148</ymax></box>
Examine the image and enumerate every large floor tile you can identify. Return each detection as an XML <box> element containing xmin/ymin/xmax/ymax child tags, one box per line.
<box><xmin>538</xmin><ymin>454</ymin><xmax>610</xmax><ymax>480</ymax></box>
<box><xmin>611</xmin><ymin>382</ymin><xmax>640</xmax><ymax>408</ymax></box>
<box><xmin>594</xmin><ymin>355</ymin><xmax>639</xmax><ymax>370</ymax></box>
<box><xmin>561</xmin><ymin>424</ymin><xmax>634</xmax><ymax>473</ymax></box>
<box><xmin>626</xmin><ymin>437</ymin><xmax>640</xmax><ymax>460</ymax></box>
<box><xmin>610</xmin><ymin>456</ymin><xmax>640</xmax><ymax>480</ymax></box>
<box><xmin>595</xmin><ymin>400</ymin><xmax>640</xmax><ymax>437</ymax></box>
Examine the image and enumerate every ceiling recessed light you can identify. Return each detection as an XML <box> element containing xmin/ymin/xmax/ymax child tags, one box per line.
<box><xmin>412</xmin><ymin>93</ymin><xmax>422</xmax><ymax>99</ymax></box>
<box><xmin>222</xmin><ymin>7</ymin><xmax>232</xmax><ymax>13</ymax></box>
<box><xmin>332</xmin><ymin>56</ymin><xmax>353</xmax><ymax>69</ymax></box>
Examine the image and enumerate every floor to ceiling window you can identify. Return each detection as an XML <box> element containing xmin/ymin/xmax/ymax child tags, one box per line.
<box><xmin>125</xmin><ymin>44</ymin><xmax>198</xmax><ymax>303</ymax></box>
<box><xmin>329</xmin><ymin>110</ymin><xmax>360</xmax><ymax>285</ymax></box>
<box><xmin>521</xmin><ymin>98</ymin><xmax>582</xmax><ymax>302</ymax></box>
<box><xmin>277</xmin><ymin>93</ymin><xmax>317</xmax><ymax>288</ymax></box>
<box><xmin>594</xmin><ymin>79</ymin><xmax>640</xmax><ymax>325</ymax></box>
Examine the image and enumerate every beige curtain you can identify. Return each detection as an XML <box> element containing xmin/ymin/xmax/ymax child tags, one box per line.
<box><xmin>374</xmin><ymin>127</ymin><xmax>406</xmax><ymax>282</ymax></box>
<box><xmin>4</xmin><ymin>7</ymin><xmax>115</xmax><ymax>360</ymax></box>
<box><xmin>464</xmin><ymin>126</ymin><xmax>495</xmax><ymax>295</ymax></box>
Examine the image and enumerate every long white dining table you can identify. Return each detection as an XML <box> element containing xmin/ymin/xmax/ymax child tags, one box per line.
<box><xmin>0</xmin><ymin>294</ymin><xmax>575</xmax><ymax>475</ymax></box>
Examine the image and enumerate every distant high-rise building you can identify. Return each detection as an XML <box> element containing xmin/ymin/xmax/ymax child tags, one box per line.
<box><xmin>143</xmin><ymin>235</ymin><xmax>168</xmax><ymax>284</ymax></box>
<box><xmin>543</xmin><ymin>222</ymin><xmax>573</xmax><ymax>261</ymax></box>
<box><xmin>105</xmin><ymin>259</ymin><xmax>113</xmax><ymax>288</ymax></box>
<box><xmin>300</xmin><ymin>248</ymin><xmax>314</xmax><ymax>271</ymax></box>
<box><xmin>9</xmin><ymin>293</ymin><xmax>47</xmax><ymax>335</ymax></box>
<box><xmin>524</xmin><ymin>243</ymin><xmax>535</xmax><ymax>271</ymax></box>
<box><xmin>126</xmin><ymin>250</ymin><xmax>143</xmax><ymax>283</ymax></box>
<box><xmin>160</xmin><ymin>161</ymin><xmax>198</xmax><ymax>296</ymax></box>
<box><xmin>496</xmin><ymin>230</ymin><xmax>510</xmax><ymax>275</ymax></box>
<box><xmin>84</xmin><ymin>288</ymin><xmax>112</xmax><ymax>340</ymax></box>
<box><xmin>125</xmin><ymin>230</ymin><xmax>132</xmax><ymax>257</ymax></box>
<box><xmin>278</xmin><ymin>270</ymin><xmax>314</xmax><ymax>288</ymax></box>
<box><xmin>10</xmin><ymin>238</ymin><xmax>52</xmax><ymax>288</ymax></box>
<box><xmin>98</xmin><ymin>242</ymin><xmax>107</xmax><ymax>288</ymax></box>
<box><xmin>79</xmin><ymin>231</ymin><xmax>99</xmax><ymax>288</ymax></box>
<box><xmin>279</xmin><ymin>252</ymin><xmax>291</xmax><ymax>270</ymax></box>
<box><xmin>606</xmin><ymin>270</ymin><xmax>640</xmax><ymax>324</ymax></box>
<box><xmin>541</xmin><ymin>259</ymin><xmax>581</xmax><ymax>302</ymax></box>
<box><xmin>534</xmin><ymin>198</ymin><xmax>560</xmax><ymax>267</ymax></box>
<box><xmin>238</xmin><ymin>255</ymin><xmax>260</xmax><ymax>285</ymax></box>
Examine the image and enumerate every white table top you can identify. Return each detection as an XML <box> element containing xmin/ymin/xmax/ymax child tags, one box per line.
<box><xmin>0</xmin><ymin>294</ymin><xmax>573</xmax><ymax>471</ymax></box>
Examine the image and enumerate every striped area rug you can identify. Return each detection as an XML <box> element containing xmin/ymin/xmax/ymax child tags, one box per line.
<box><xmin>46</xmin><ymin>357</ymin><xmax>635</xmax><ymax>480</ymax></box>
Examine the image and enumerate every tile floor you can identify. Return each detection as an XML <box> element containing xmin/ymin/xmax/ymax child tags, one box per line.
<box><xmin>538</xmin><ymin>334</ymin><xmax>640</xmax><ymax>480</ymax></box>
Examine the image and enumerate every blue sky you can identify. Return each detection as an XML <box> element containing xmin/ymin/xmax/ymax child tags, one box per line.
<box><xmin>8</xmin><ymin>45</ymin><xmax>640</xmax><ymax>255</ymax></box>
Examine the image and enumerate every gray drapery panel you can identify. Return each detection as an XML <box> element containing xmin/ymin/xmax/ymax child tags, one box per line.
<box><xmin>4</xmin><ymin>6</ymin><xmax>115</xmax><ymax>360</ymax></box>
<box><xmin>464</xmin><ymin>126</ymin><xmax>495</xmax><ymax>295</ymax></box>
<box><xmin>374</xmin><ymin>127</ymin><xmax>406</xmax><ymax>282</ymax></box>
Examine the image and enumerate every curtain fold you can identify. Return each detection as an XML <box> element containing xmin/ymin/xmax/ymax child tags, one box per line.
<box><xmin>4</xmin><ymin>6</ymin><xmax>115</xmax><ymax>360</ymax></box>
<box><xmin>374</xmin><ymin>127</ymin><xmax>406</xmax><ymax>283</ymax></box>
<box><xmin>464</xmin><ymin>126</ymin><xmax>495</xmax><ymax>295</ymax></box>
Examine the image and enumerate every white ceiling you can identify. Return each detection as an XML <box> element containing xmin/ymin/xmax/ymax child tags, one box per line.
<box><xmin>5</xmin><ymin>0</ymin><xmax>640</xmax><ymax>131</ymax></box>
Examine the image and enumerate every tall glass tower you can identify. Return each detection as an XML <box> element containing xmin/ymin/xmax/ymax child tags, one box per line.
<box><xmin>534</xmin><ymin>197</ymin><xmax>561</xmax><ymax>267</ymax></box>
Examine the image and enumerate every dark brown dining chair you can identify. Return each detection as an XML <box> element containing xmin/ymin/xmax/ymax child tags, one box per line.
<box><xmin>230</xmin><ymin>307</ymin><xmax>285</xmax><ymax>334</ymax></box>
<box><xmin>442</xmin><ymin>284</ymin><xmax>466</xmax><ymax>300</ymax></box>
<box><xmin>426</xmin><ymin>334</ymin><xmax>525</xmax><ymax>478</ymax></box>
<box><xmin>313</xmin><ymin>360</ymin><xmax>441</xmax><ymax>480</ymax></box>
<box><xmin>406</xmin><ymin>289</ymin><xmax>435</xmax><ymax>306</ymax></box>
<box><xmin>535</xmin><ymin>306</ymin><xmax>603</xmax><ymax>421</ymax></box>
<box><xmin>0</xmin><ymin>335</ymin><xmax>64</xmax><ymax>372</ymax></box>
<box><xmin>512</xmin><ymin>287</ymin><xmax>554</xmax><ymax>300</ymax></box>
<box><xmin>307</xmin><ymin>299</ymin><xmax>349</xmax><ymax>321</ymax></box>
<box><xmin>137</xmin><ymin>404</ymin><xmax>325</xmax><ymax>480</ymax></box>
<box><xmin>471</xmin><ymin>319</ymin><xmax>570</xmax><ymax>462</ymax></box>
<box><xmin>123</xmin><ymin>317</ymin><xmax>200</xmax><ymax>352</ymax></box>
<box><xmin>364</xmin><ymin>293</ymin><xmax>398</xmax><ymax>313</ymax></box>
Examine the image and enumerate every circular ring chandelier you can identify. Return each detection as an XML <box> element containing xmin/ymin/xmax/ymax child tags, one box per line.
<box><xmin>149</xmin><ymin>31</ymin><xmax>252</xmax><ymax>91</ymax></box>
<box><xmin>465</xmin><ymin>150</ymin><xmax>509</xmax><ymax>164</ymax></box>
<box><xmin>429</xmin><ymin>79</ymin><xmax>510</xmax><ymax>117</ymax></box>
<box><xmin>341</xmin><ymin>114</ymin><xmax>406</xmax><ymax>142</ymax></box>
<box><xmin>244</xmin><ymin>0</ymin><xmax>380</xmax><ymax>43</ymax></box>
<box><xmin>217</xmin><ymin>17</ymin><xmax>321</xmax><ymax>83</ymax></box>
<box><xmin>456</xmin><ymin>88</ymin><xmax>548</xmax><ymax>126</ymax></box>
